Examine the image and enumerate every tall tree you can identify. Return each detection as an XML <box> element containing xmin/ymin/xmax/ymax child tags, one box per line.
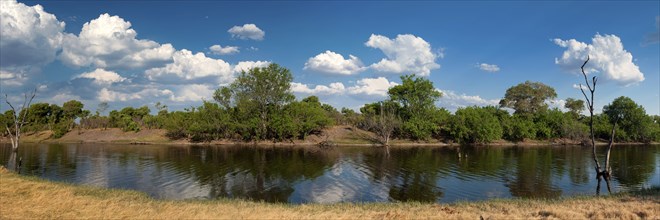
<box><xmin>500</xmin><ymin>81</ymin><xmax>557</xmax><ymax>116</ymax></box>
<box><xmin>222</xmin><ymin>63</ymin><xmax>294</xmax><ymax>139</ymax></box>
<box><xmin>387</xmin><ymin>74</ymin><xmax>442</xmax><ymax>118</ymax></box>
<box><xmin>62</xmin><ymin>100</ymin><xmax>85</xmax><ymax>130</ymax></box>
<box><xmin>387</xmin><ymin>74</ymin><xmax>442</xmax><ymax>140</ymax></box>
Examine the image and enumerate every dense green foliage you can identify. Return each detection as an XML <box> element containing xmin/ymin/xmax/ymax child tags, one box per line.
<box><xmin>499</xmin><ymin>81</ymin><xmax>557</xmax><ymax>116</ymax></box>
<box><xmin>449</xmin><ymin>106</ymin><xmax>503</xmax><ymax>144</ymax></box>
<box><xmin>361</xmin><ymin>75</ymin><xmax>445</xmax><ymax>140</ymax></box>
<box><xmin>2</xmin><ymin>64</ymin><xmax>658</xmax><ymax>144</ymax></box>
<box><xmin>602</xmin><ymin>96</ymin><xmax>659</xmax><ymax>142</ymax></box>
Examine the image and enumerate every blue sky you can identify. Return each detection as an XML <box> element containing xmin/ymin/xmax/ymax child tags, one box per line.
<box><xmin>1</xmin><ymin>0</ymin><xmax>658</xmax><ymax>115</ymax></box>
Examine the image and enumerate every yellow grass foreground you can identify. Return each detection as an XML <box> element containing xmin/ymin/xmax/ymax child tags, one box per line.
<box><xmin>1</xmin><ymin>168</ymin><xmax>658</xmax><ymax>219</ymax></box>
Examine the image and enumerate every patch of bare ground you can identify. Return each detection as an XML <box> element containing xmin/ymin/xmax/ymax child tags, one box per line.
<box><xmin>1</xmin><ymin>167</ymin><xmax>658</xmax><ymax>219</ymax></box>
<box><xmin>2</xmin><ymin>126</ymin><xmax>656</xmax><ymax>147</ymax></box>
<box><xmin>52</xmin><ymin>128</ymin><xmax>171</xmax><ymax>144</ymax></box>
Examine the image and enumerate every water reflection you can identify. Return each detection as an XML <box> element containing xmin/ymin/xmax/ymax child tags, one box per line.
<box><xmin>1</xmin><ymin>143</ymin><xmax>658</xmax><ymax>203</ymax></box>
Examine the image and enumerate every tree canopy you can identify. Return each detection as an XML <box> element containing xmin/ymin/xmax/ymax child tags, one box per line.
<box><xmin>564</xmin><ymin>98</ymin><xmax>585</xmax><ymax>117</ymax></box>
<box><xmin>499</xmin><ymin>81</ymin><xmax>557</xmax><ymax>116</ymax></box>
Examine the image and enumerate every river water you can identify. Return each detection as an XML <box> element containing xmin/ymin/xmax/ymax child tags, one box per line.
<box><xmin>2</xmin><ymin>143</ymin><xmax>659</xmax><ymax>203</ymax></box>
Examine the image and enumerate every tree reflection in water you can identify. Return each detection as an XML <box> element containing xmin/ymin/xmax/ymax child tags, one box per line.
<box><xmin>1</xmin><ymin>143</ymin><xmax>658</xmax><ymax>203</ymax></box>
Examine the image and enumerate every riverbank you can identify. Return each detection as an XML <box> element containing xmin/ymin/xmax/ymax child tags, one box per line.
<box><xmin>0</xmin><ymin>167</ymin><xmax>657</xmax><ymax>219</ymax></box>
<box><xmin>2</xmin><ymin>126</ymin><xmax>656</xmax><ymax>147</ymax></box>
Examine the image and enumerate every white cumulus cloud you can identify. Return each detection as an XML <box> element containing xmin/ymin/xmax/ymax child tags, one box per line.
<box><xmin>0</xmin><ymin>0</ymin><xmax>65</xmax><ymax>68</ymax></box>
<box><xmin>209</xmin><ymin>44</ymin><xmax>239</xmax><ymax>55</ymax></box>
<box><xmin>291</xmin><ymin>82</ymin><xmax>346</xmax><ymax>95</ymax></box>
<box><xmin>553</xmin><ymin>34</ymin><xmax>644</xmax><ymax>86</ymax></box>
<box><xmin>228</xmin><ymin>24</ymin><xmax>265</xmax><ymax>41</ymax></box>
<box><xmin>75</xmin><ymin>68</ymin><xmax>126</xmax><ymax>85</ymax></box>
<box><xmin>169</xmin><ymin>84</ymin><xmax>215</xmax><ymax>102</ymax></box>
<box><xmin>437</xmin><ymin>89</ymin><xmax>500</xmax><ymax>111</ymax></box>
<box><xmin>233</xmin><ymin>61</ymin><xmax>270</xmax><ymax>74</ymax></box>
<box><xmin>98</xmin><ymin>87</ymin><xmax>173</xmax><ymax>102</ymax></box>
<box><xmin>546</xmin><ymin>99</ymin><xmax>568</xmax><ymax>112</ymax></box>
<box><xmin>304</xmin><ymin>50</ymin><xmax>366</xmax><ymax>75</ymax></box>
<box><xmin>478</xmin><ymin>63</ymin><xmax>500</xmax><ymax>72</ymax></box>
<box><xmin>365</xmin><ymin>34</ymin><xmax>440</xmax><ymax>76</ymax></box>
<box><xmin>0</xmin><ymin>70</ymin><xmax>27</xmax><ymax>87</ymax></box>
<box><xmin>145</xmin><ymin>49</ymin><xmax>233</xmax><ymax>84</ymax></box>
<box><xmin>60</xmin><ymin>13</ymin><xmax>175</xmax><ymax>70</ymax></box>
<box><xmin>572</xmin><ymin>84</ymin><xmax>588</xmax><ymax>90</ymax></box>
<box><xmin>347</xmin><ymin>77</ymin><xmax>399</xmax><ymax>97</ymax></box>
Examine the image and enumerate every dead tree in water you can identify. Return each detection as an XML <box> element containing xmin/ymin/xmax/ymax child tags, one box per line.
<box><xmin>578</xmin><ymin>57</ymin><xmax>615</xmax><ymax>193</ymax></box>
<box><xmin>3</xmin><ymin>89</ymin><xmax>36</xmax><ymax>172</ymax></box>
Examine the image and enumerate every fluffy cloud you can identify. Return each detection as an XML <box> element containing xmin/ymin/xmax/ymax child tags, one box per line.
<box><xmin>0</xmin><ymin>0</ymin><xmax>64</xmax><ymax>69</ymax></box>
<box><xmin>98</xmin><ymin>87</ymin><xmax>173</xmax><ymax>102</ymax></box>
<box><xmin>478</xmin><ymin>63</ymin><xmax>500</xmax><ymax>72</ymax></box>
<box><xmin>169</xmin><ymin>84</ymin><xmax>215</xmax><ymax>102</ymax></box>
<box><xmin>75</xmin><ymin>68</ymin><xmax>126</xmax><ymax>85</ymax></box>
<box><xmin>572</xmin><ymin>84</ymin><xmax>588</xmax><ymax>90</ymax></box>
<box><xmin>365</xmin><ymin>34</ymin><xmax>440</xmax><ymax>76</ymax></box>
<box><xmin>291</xmin><ymin>82</ymin><xmax>346</xmax><ymax>95</ymax></box>
<box><xmin>145</xmin><ymin>49</ymin><xmax>233</xmax><ymax>84</ymax></box>
<box><xmin>50</xmin><ymin>91</ymin><xmax>83</xmax><ymax>105</ymax></box>
<box><xmin>60</xmin><ymin>13</ymin><xmax>174</xmax><ymax>70</ymax></box>
<box><xmin>304</xmin><ymin>51</ymin><xmax>366</xmax><ymax>75</ymax></box>
<box><xmin>228</xmin><ymin>24</ymin><xmax>265</xmax><ymax>41</ymax></box>
<box><xmin>0</xmin><ymin>70</ymin><xmax>27</xmax><ymax>87</ymax></box>
<box><xmin>546</xmin><ymin>99</ymin><xmax>568</xmax><ymax>112</ymax></box>
<box><xmin>553</xmin><ymin>34</ymin><xmax>644</xmax><ymax>86</ymax></box>
<box><xmin>233</xmin><ymin>61</ymin><xmax>270</xmax><ymax>74</ymax></box>
<box><xmin>291</xmin><ymin>77</ymin><xmax>398</xmax><ymax>98</ymax></box>
<box><xmin>347</xmin><ymin>77</ymin><xmax>398</xmax><ymax>97</ymax></box>
<box><xmin>209</xmin><ymin>44</ymin><xmax>239</xmax><ymax>55</ymax></box>
<box><xmin>437</xmin><ymin>89</ymin><xmax>500</xmax><ymax>111</ymax></box>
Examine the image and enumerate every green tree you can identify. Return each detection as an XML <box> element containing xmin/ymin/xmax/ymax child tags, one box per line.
<box><xmin>213</xmin><ymin>87</ymin><xmax>232</xmax><ymax>109</ymax></box>
<box><xmin>504</xmin><ymin>115</ymin><xmax>537</xmax><ymax>142</ymax></box>
<box><xmin>387</xmin><ymin>74</ymin><xmax>443</xmax><ymax>140</ymax></box>
<box><xmin>62</xmin><ymin>100</ymin><xmax>84</xmax><ymax>121</ymax></box>
<box><xmin>60</xmin><ymin>100</ymin><xmax>86</xmax><ymax>131</ymax></box>
<box><xmin>221</xmin><ymin>63</ymin><xmax>295</xmax><ymax>140</ymax></box>
<box><xmin>284</xmin><ymin>100</ymin><xmax>333</xmax><ymax>140</ymax></box>
<box><xmin>388</xmin><ymin>74</ymin><xmax>442</xmax><ymax>118</ymax></box>
<box><xmin>564</xmin><ymin>98</ymin><xmax>585</xmax><ymax>117</ymax></box>
<box><xmin>499</xmin><ymin>81</ymin><xmax>557</xmax><ymax>116</ymax></box>
<box><xmin>449</xmin><ymin>106</ymin><xmax>503</xmax><ymax>144</ymax></box>
<box><xmin>603</xmin><ymin>96</ymin><xmax>654</xmax><ymax>142</ymax></box>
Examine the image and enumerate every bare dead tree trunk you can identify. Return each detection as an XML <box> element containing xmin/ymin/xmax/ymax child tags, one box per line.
<box><xmin>579</xmin><ymin>56</ymin><xmax>603</xmax><ymax>177</ymax></box>
<box><xmin>3</xmin><ymin>89</ymin><xmax>36</xmax><ymax>172</ymax></box>
<box><xmin>579</xmin><ymin>57</ymin><xmax>615</xmax><ymax>194</ymax></box>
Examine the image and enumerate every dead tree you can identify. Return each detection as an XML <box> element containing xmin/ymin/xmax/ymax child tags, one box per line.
<box><xmin>3</xmin><ymin>88</ymin><xmax>36</xmax><ymax>172</ymax></box>
<box><xmin>366</xmin><ymin>102</ymin><xmax>400</xmax><ymax>154</ymax></box>
<box><xmin>578</xmin><ymin>56</ymin><xmax>615</xmax><ymax>193</ymax></box>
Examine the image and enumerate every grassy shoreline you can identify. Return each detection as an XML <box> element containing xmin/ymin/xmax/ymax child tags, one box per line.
<box><xmin>1</xmin><ymin>167</ymin><xmax>658</xmax><ymax>219</ymax></box>
<box><xmin>2</xmin><ymin>127</ymin><xmax>658</xmax><ymax>147</ymax></box>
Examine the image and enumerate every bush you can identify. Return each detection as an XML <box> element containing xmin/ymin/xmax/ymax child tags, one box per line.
<box><xmin>449</xmin><ymin>106</ymin><xmax>503</xmax><ymax>144</ymax></box>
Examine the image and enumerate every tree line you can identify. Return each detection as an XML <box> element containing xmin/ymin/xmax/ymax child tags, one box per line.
<box><xmin>2</xmin><ymin>63</ymin><xmax>659</xmax><ymax>144</ymax></box>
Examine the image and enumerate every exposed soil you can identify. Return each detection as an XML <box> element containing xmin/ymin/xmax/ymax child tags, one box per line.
<box><xmin>1</xmin><ymin>126</ymin><xmax>654</xmax><ymax>147</ymax></box>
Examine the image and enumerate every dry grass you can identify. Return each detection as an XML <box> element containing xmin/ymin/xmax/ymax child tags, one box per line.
<box><xmin>1</xmin><ymin>167</ymin><xmax>658</xmax><ymax>219</ymax></box>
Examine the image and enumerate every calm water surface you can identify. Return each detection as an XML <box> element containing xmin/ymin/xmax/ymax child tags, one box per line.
<box><xmin>2</xmin><ymin>143</ymin><xmax>659</xmax><ymax>203</ymax></box>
